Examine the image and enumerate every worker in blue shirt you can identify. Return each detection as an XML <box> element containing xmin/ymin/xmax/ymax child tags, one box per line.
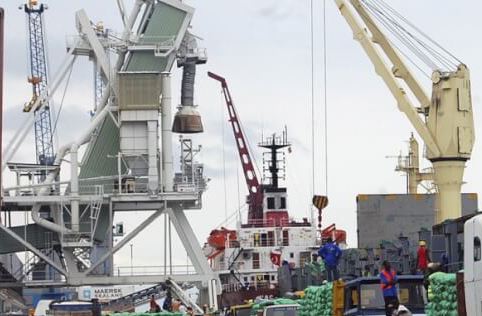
<box><xmin>380</xmin><ymin>261</ymin><xmax>399</xmax><ymax>316</ymax></box>
<box><xmin>318</xmin><ymin>237</ymin><xmax>342</xmax><ymax>282</ymax></box>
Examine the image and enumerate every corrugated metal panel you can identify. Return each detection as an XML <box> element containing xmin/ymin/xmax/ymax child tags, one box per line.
<box><xmin>0</xmin><ymin>224</ymin><xmax>58</xmax><ymax>254</ymax></box>
<box><xmin>79</xmin><ymin>116</ymin><xmax>120</xmax><ymax>180</ymax></box>
<box><xmin>126</xmin><ymin>2</ymin><xmax>187</xmax><ymax>72</ymax></box>
<box><xmin>118</xmin><ymin>73</ymin><xmax>162</xmax><ymax>110</ymax></box>
<box><xmin>126</xmin><ymin>52</ymin><xmax>169</xmax><ymax>73</ymax></box>
<box><xmin>357</xmin><ymin>193</ymin><xmax>478</xmax><ymax>249</ymax></box>
<box><xmin>0</xmin><ymin>208</ymin><xmax>110</xmax><ymax>254</ymax></box>
<box><xmin>79</xmin><ymin>1</ymin><xmax>191</xmax><ymax>188</ymax></box>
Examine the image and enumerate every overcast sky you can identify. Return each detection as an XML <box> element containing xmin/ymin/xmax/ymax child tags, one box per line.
<box><xmin>2</xmin><ymin>0</ymin><xmax>482</xmax><ymax>269</ymax></box>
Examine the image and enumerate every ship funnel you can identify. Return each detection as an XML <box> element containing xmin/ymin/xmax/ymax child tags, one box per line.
<box><xmin>172</xmin><ymin>59</ymin><xmax>203</xmax><ymax>133</ymax></box>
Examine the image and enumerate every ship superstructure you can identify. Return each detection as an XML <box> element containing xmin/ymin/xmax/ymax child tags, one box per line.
<box><xmin>204</xmin><ymin>130</ymin><xmax>321</xmax><ymax>295</ymax></box>
<box><xmin>204</xmin><ymin>74</ymin><xmax>348</xmax><ymax>302</ymax></box>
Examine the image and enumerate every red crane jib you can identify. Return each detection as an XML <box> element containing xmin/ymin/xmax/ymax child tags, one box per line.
<box><xmin>208</xmin><ymin>72</ymin><xmax>263</xmax><ymax>221</ymax></box>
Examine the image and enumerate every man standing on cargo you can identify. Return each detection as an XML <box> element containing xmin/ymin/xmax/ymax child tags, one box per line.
<box><xmin>318</xmin><ymin>237</ymin><xmax>342</xmax><ymax>282</ymax></box>
<box><xmin>416</xmin><ymin>240</ymin><xmax>431</xmax><ymax>274</ymax></box>
<box><xmin>380</xmin><ymin>261</ymin><xmax>399</xmax><ymax>316</ymax></box>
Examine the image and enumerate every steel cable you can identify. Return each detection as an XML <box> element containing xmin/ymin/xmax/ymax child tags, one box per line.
<box><xmin>369</xmin><ymin>0</ymin><xmax>457</xmax><ymax>70</ymax></box>
<box><xmin>372</xmin><ymin>0</ymin><xmax>462</xmax><ymax>65</ymax></box>
<box><xmin>363</xmin><ymin>0</ymin><xmax>459</xmax><ymax>71</ymax></box>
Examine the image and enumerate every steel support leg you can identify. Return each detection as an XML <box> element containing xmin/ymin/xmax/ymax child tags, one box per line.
<box><xmin>83</xmin><ymin>207</ymin><xmax>165</xmax><ymax>275</ymax></box>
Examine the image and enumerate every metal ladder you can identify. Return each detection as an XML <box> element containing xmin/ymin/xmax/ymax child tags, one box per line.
<box><xmin>90</xmin><ymin>185</ymin><xmax>104</xmax><ymax>237</ymax></box>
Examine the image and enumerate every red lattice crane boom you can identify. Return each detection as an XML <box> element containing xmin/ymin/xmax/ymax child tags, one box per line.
<box><xmin>208</xmin><ymin>72</ymin><xmax>263</xmax><ymax>221</ymax></box>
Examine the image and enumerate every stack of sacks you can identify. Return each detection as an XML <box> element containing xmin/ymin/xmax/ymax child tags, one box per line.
<box><xmin>299</xmin><ymin>282</ymin><xmax>333</xmax><ymax>316</ymax></box>
<box><xmin>425</xmin><ymin>272</ymin><xmax>458</xmax><ymax>316</ymax></box>
<box><xmin>114</xmin><ymin>313</ymin><xmax>183</xmax><ymax>316</ymax></box>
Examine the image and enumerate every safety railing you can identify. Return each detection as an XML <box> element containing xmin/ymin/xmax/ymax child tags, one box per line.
<box><xmin>113</xmin><ymin>265</ymin><xmax>197</xmax><ymax>277</ymax></box>
<box><xmin>4</xmin><ymin>172</ymin><xmax>206</xmax><ymax>199</ymax></box>
<box><xmin>222</xmin><ymin>280</ymin><xmax>274</xmax><ymax>293</ymax></box>
<box><xmin>241</xmin><ymin>218</ymin><xmax>311</xmax><ymax>228</ymax></box>
<box><xmin>132</xmin><ymin>35</ymin><xmax>176</xmax><ymax>46</ymax></box>
<box><xmin>214</xmin><ymin>261</ymin><xmax>244</xmax><ymax>272</ymax></box>
<box><xmin>238</xmin><ymin>237</ymin><xmax>278</xmax><ymax>248</ymax></box>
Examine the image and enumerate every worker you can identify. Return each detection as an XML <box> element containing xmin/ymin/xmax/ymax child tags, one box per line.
<box><xmin>318</xmin><ymin>237</ymin><xmax>342</xmax><ymax>282</ymax></box>
<box><xmin>186</xmin><ymin>306</ymin><xmax>194</xmax><ymax>316</ymax></box>
<box><xmin>440</xmin><ymin>252</ymin><xmax>449</xmax><ymax>273</ymax></box>
<box><xmin>416</xmin><ymin>240</ymin><xmax>431</xmax><ymax>274</ymax></box>
<box><xmin>423</xmin><ymin>262</ymin><xmax>442</xmax><ymax>298</ymax></box>
<box><xmin>179</xmin><ymin>304</ymin><xmax>188</xmax><ymax>314</ymax></box>
<box><xmin>379</xmin><ymin>261</ymin><xmax>399</xmax><ymax>316</ymax></box>
<box><xmin>172</xmin><ymin>299</ymin><xmax>181</xmax><ymax>312</ymax></box>
<box><xmin>163</xmin><ymin>289</ymin><xmax>172</xmax><ymax>311</ymax></box>
<box><xmin>149</xmin><ymin>295</ymin><xmax>161</xmax><ymax>312</ymax></box>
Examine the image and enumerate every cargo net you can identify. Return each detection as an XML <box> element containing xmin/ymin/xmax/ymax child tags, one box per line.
<box><xmin>425</xmin><ymin>272</ymin><xmax>457</xmax><ymax>316</ymax></box>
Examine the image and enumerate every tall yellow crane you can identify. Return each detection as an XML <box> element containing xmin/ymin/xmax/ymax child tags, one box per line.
<box><xmin>335</xmin><ymin>0</ymin><xmax>475</xmax><ymax>223</ymax></box>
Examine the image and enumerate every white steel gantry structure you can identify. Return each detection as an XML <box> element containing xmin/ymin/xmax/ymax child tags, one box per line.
<box><xmin>335</xmin><ymin>0</ymin><xmax>475</xmax><ymax>224</ymax></box>
<box><xmin>0</xmin><ymin>0</ymin><xmax>219</xmax><ymax>308</ymax></box>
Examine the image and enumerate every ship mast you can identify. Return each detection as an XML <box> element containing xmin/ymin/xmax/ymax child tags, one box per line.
<box><xmin>259</xmin><ymin>128</ymin><xmax>290</xmax><ymax>189</ymax></box>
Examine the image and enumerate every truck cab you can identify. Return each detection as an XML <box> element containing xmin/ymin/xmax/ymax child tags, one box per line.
<box><xmin>343</xmin><ymin>276</ymin><xmax>426</xmax><ymax>315</ymax></box>
<box><xmin>229</xmin><ymin>304</ymin><xmax>252</xmax><ymax>316</ymax></box>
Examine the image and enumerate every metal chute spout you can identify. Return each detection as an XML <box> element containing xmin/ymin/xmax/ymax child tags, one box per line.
<box><xmin>172</xmin><ymin>106</ymin><xmax>203</xmax><ymax>134</ymax></box>
<box><xmin>172</xmin><ymin>60</ymin><xmax>203</xmax><ymax>134</ymax></box>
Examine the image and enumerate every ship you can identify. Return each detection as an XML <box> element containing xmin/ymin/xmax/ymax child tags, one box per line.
<box><xmin>201</xmin><ymin>73</ymin><xmax>348</xmax><ymax>307</ymax></box>
<box><xmin>203</xmin><ymin>72</ymin><xmax>346</xmax><ymax>306</ymax></box>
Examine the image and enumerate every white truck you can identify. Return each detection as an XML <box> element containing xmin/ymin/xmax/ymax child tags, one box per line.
<box><xmin>463</xmin><ymin>215</ymin><xmax>482</xmax><ymax>316</ymax></box>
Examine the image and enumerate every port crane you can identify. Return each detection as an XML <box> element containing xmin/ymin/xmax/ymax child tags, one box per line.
<box><xmin>22</xmin><ymin>0</ymin><xmax>55</xmax><ymax>166</ymax></box>
<box><xmin>207</xmin><ymin>72</ymin><xmax>264</xmax><ymax>222</ymax></box>
<box><xmin>335</xmin><ymin>0</ymin><xmax>475</xmax><ymax>223</ymax></box>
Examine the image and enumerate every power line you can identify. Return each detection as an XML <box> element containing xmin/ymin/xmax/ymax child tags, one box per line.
<box><xmin>310</xmin><ymin>0</ymin><xmax>315</xmax><ymax>197</ymax></box>
<box><xmin>220</xmin><ymin>90</ymin><xmax>228</xmax><ymax>223</ymax></box>
<box><xmin>323</xmin><ymin>0</ymin><xmax>328</xmax><ymax>196</ymax></box>
<box><xmin>51</xmin><ymin>62</ymin><xmax>74</xmax><ymax>139</ymax></box>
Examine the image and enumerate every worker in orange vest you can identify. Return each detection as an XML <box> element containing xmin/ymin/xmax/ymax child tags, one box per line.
<box><xmin>379</xmin><ymin>261</ymin><xmax>399</xmax><ymax>316</ymax></box>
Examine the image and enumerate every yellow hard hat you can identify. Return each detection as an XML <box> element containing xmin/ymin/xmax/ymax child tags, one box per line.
<box><xmin>419</xmin><ymin>240</ymin><xmax>426</xmax><ymax>246</ymax></box>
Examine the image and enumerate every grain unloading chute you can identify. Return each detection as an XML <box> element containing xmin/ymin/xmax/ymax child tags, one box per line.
<box><xmin>172</xmin><ymin>33</ymin><xmax>206</xmax><ymax>134</ymax></box>
<box><xmin>0</xmin><ymin>1</ymin><xmax>220</xmax><ymax>306</ymax></box>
